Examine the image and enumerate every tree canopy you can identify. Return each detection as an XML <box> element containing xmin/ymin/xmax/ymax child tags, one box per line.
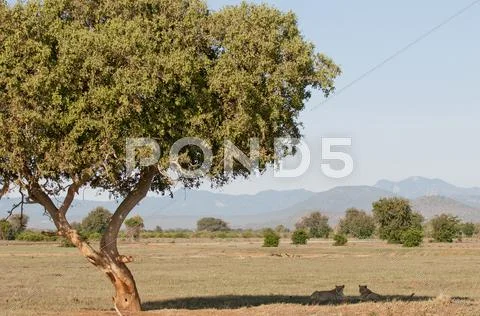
<box><xmin>372</xmin><ymin>197</ymin><xmax>423</xmax><ymax>244</ymax></box>
<box><xmin>197</xmin><ymin>217</ymin><xmax>230</xmax><ymax>232</ymax></box>
<box><xmin>295</xmin><ymin>211</ymin><xmax>332</xmax><ymax>238</ymax></box>
<box><xmin>338</xmin><ymin>208</ymin><xmax>375</xmax><ymax>239</ymax></box>
<box><xmin>81</xmin><ymin>207</ymin><xmax>112</xmax><ymax>235</ymax></box>
<box><xmin>429</xmin><ymin>214</ymin><xmax>461</xmax><ymax>243</ymax></box>
<box><xmin>0</xmin><ymin>0</ymin><xmax>341</xmax><ymax>198</ymax></box>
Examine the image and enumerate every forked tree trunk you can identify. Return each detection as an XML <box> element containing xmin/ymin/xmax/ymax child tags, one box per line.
<box><xmin>28</xmin><ymin>167</ymin><xmax>158</xmax><ymax>314</ymax></box>
<box><xmin>63</xmin><ymin>225</ymin><xmax>143</xmax><ymax>313</ymax></box>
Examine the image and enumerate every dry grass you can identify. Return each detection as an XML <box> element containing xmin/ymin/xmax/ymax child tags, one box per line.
<box><xmin>1</xmin><ymin>238</ymin><xmax>480</xmax><ymax>315</ymax></box>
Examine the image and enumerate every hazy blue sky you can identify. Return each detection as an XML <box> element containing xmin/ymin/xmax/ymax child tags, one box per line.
<box><xmin>6</xmin><ymin>0</ymin><xmax>480</xmax><ymax>196</ymax></box>
<box><xmin>205</xmin><ymin>0</ymin><xmax>480</xmax><ymax>194</ymax></box>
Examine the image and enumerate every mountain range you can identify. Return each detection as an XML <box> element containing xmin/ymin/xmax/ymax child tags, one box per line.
<box><xmin>2</xmin><ymin>177</ymin><xmax>480</xmax><ymax>230</ymax></box>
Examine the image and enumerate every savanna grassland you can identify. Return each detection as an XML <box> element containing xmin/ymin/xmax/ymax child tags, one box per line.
<box><xmin>1</xmin><ymin>239</ymin><xmax>480</xmax><ymax>315</ymax></box>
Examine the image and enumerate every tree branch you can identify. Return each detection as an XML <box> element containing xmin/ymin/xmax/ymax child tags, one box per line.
<box><xmin>28</xmin><ymin>183</ymin><xmax>61</xmax><ymax>223</ymax></box>
<box><xmin>100</xmin><ymin>166</ymin><xmax>157</xmax><ymax>259</ymax></box>
<box><xmin>28</xmin><ymin>181</ymin><xmax>106</xmax><ymax>267</ymax></box>
<box><xmin>0</xmin><ymin>179</ymin><xmax>9</xmax><ymax>200</ymax></box>
<box><xmin>58</xmin><ymin>180</ymin><xmax>84</xmax><ymax>215</ymax></box>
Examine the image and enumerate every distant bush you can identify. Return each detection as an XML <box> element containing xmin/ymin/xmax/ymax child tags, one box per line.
<box><xmin>373</xmin><ymin>197</ymin><xmax>423</xmax><ymax>243</ymax></box>
<box><xmin>87</xmin><ymin>232</ymin><xmax>102</xmax><ymax>240</ymax></box>
<box><xmin>140</xmin><ymin>231</ymin><xmax>156</xmax><ymax>239</ymax></box>
<box><xmin>401</xmin><ymin>228</ymin><xmax>424</xmax><ymax>247</ymax></box>
<box><xmin>197</xmin><ymin>217</ymin><xmax>230</xmax><ymax>232</ymax></box>
<box><xmin>81</xmin><ymin>207</ymin><xmax>112</xmax><ymax>236</ymax></box>
<box><xmin>291</xmin><ymin>229</ymin><xmax>309</xmax><ymax>245</ymax></box>
<box><xmin>125</xmin><ymin>215</ymin><xmax>145</xmax><ymax>241</ymax></box>
<box><xmin>263</xmin><ymin>229</ymin><xmax>280</xmax><ymax>247</ymax></box>
<box><xmin>461</xmin><ymin>222</ymin><xmax>476</xmax><ymax>237</ymax></box>
<box><xmin>296</xmin><ymin>212</ymin><xmax>331</xmax><ymax>238</ymax></box>
<box><xmin>8</xmin><ymin>214</ymin><xmax>29</xmax><ymax>235</ymax></box>
<box><xmin>172</xmin><ymin>231</ymin><xmax>190</xmax><ymax>239</ymax></box>
<box><xmin>430</xmin><ymin>214</ymin><xmax>461</xmax><ymax>243</ymax></box>
<box><xmin>338</xmin><ymin>208</ymin><xmax>375</xmax><ymax>239</ymax></box>
<box><xmin>241</xmin><ymin>230</ymin><xmax>255</xmax><ymax>238</ymax></box>
<box><xmin>16</xmin><ymin>230</ymin><xmax>55</xmax><ymax>242</ymax></box>
<box><xmin>333</xmin><ymin>234</ymin><xmax>348</xmax><ymax>246</ymax></box>
<box><xmin>0</xmin><ymin>219</ymin><xmax>15</xmax><ymax>240</ymax></box>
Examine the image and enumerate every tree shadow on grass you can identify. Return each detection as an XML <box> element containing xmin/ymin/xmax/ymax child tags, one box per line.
<box><xmin>143</xmin><ymin>294</ymin><xmax>472</xmax><ymax>310</ymax></box>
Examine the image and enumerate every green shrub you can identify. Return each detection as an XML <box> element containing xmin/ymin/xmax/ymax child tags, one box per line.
<box><xmin>81</xmin><ymin>207</ymin><xmax>112</xmax><ymax>235</ymax></box>
<box><xmin>372</xmin><ymin>197</ymin><xmax>423</xmax><ymax>243</ymax></box>
<box><xmin>197</xmin><ymin>217</ymin><xmax>230</xmax><ymax>232</ymax></box>
<box><xmin>215</xmin><ymin>231</ymin><xmax>228</xmax><ymax>239</ymax></box>
<box><xmin>333</xmin><ymin>234</ymin><xmax>348</xmax><ymax>246</ymax></box>
<box><xmin>430</xmin><ymin>214</ymin><xmax>461</xmax><ymax>243</ymax></box>
<box><xmin>143</xmin><ymin>231</ymin><xmax>166</xmax><ymax>239</ymax></box>
<box><xmin>191</xmin><ymin>230</ymin><xmax>211</xmax><ymax>238</ymax></box>
<box><xmin>16</xmin><ymin>230</ymin><xmax>47</xmax><ymax>242</ymax></box>
<box><xmin>461</xmin><ymin>222</ymin><xmax>476</xmax><ymax>237</ymax></box>
<box><xmin>296</xmin><ymin>212</ymin><xmax>331</xmax><ymax>238</ymax></box>
<box><xmin>172</xmin><ymin>231</ymin><xmax>189</xmax><ymax>239</ymax></box>
<box><xmin>125</xmin><ymin>215</ymin><xmax>145</xmax><ymax>241</ymax></box>
<box><xmin>0</xmin><ymin>219</ymin><xmax>15</xmax><ymax>240</ymax></box>
<box><xmin>87</xmin><ymin>232</ymin><xmax>102</xmax><ymax>240</ymax></box>
<box><xmin>291</xmin><ymin>229</ymin><xmax>309</xmax><ymax>245</ymax></box>
<box><xmin>241</xmin><ymin>230</ymin><xmax>255</xmax><ymax>238</ymax></box>
<box><xmin>338</xmin><ymin>208</ymin><xmax>375</xmax><ymax>239</ymax></box>
<box><xmin>263</xmin><ymin>229</ymin><xmax>280</xmax><ymax>247</ymax></box>
<box><xmin>401</xmin><ymin>228</ymin><xmax>424</xmax><ymax>247</ymax></box>
<box><xmin>8</xmin><ymin>214</ymin><xmax>29</xmax><ymax>235</ymax></box>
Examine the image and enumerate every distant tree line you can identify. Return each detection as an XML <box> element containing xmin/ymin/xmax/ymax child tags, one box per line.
<box><xmin>2</xmin><ymin>199</ymin><xmax>479</xmax><ymax>246</ymax></box>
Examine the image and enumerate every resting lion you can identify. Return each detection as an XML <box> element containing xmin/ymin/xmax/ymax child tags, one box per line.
<box><xmin>311</xmin><ymin>285</ymin><xmax>345</xmax><ymax>304</ymax></box>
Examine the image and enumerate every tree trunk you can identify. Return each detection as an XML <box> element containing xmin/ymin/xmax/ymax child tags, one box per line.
<box><xmin>104</xmin><ymin>260</ymin><xmax>142</xmax><ymax>313</ymax></box>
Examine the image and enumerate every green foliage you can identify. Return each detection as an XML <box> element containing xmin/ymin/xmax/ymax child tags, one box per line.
<box><xmin>87</xmin><ymin>232</ymin><xmax>102</xmax><ymax>240</ymax></box>
<box><xmin>124</xmin><ymin>215</ymin><xmax>145</xmax><ymax>228</ymax></box>
<box><xmin>196</xmin><ymin>217</ymin><xmax>230</xmax><ymax>232</ymax></box>
<box><xmin>241</xmin><ymin>230</ymin><xmax>255</xmax><ymax>238</ymax></box>
<box><xmin>372</xmin><ymin>198</ymin><xmax>423</xmax><ymax>244</ymax></box>
<box><xmin>430</xmin><ymin>214</ymin><xmax>461</xmax><ymax>243</ymax></box>
<box><xmin>171</xmin><ymin>231</ymin><xmax>190</xmax><ymax>239</ymax></box>
<box><xmin>8</xmin><ymin>214</ymin><xmax>29</xmax><ymax>235</ymax></box>
<box><xmin>16</xmin><ymin>230</ymin><xmax>56</xmax><ymax>242</ymax></box>
<box><xmin>401</xmin><ymin>228</ymin><xmax>424</xmax><ymax>247</ymax></box>
<box><xmin>461</xmin><ymin>222</ymin><xmax>476</xmax><ymax>237</ymax></box>
<box><xmin>296</xmin><ymin>212</ymin><xmax>331</xmax><ymax>238</ymax></box>
<box><xmin>291</xmin><ymin>229</ymin><xmax>309</xmax><ymax>245</ymax></box>
<box><xmin>338</xmin><ymin>208</ymin><xmax>376</xmax><ymax>239</ymax></box>
<box><xmin>124</xmin><ymin>215</ymin><xmax>145</xmax><ymax>241</ymax></box>
<box><xmin>0</xmin><ymin>219</ymin><xmax>15</xmax><ymax>240</ymax></box>
<box><xmin>333</xmin><ymin>234</ymin><xmax>348</xmax><ymax>246</ymax></box>
<box><xmin>81</xmin><ymin>207</ymin><xmax>112</xmax><ymax>235</ymax></box>
<box><xmin>0</xmin><ymin>0</ymin><xmax>340</xmax><ymax>206</ymax></box>
<box><xmin>263</xmin><ymin>228</ymin><xmax>280</xmax><ymax>247</ymax></box>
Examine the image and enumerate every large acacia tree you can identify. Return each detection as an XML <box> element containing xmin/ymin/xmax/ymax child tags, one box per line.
<box><xmin>0</xmin><ymin>0</ymin><xmax>340</xmax><ymax>312</ymax></box>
